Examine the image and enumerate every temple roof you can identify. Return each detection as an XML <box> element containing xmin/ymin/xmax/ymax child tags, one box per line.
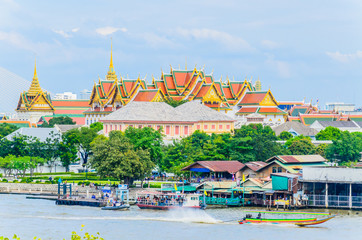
<box><xmin>27</xmin><ymin>61</ymin><xmax>43</xmax><ymax>97</ymax></box>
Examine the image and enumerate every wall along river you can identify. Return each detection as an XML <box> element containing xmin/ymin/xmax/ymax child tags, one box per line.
<box><xmin>1</xmin><ymin>194</ymin><xmax>362</xmax><ymax>240</ymax></box>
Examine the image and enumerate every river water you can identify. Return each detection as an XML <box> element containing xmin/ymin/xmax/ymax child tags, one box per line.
<box><xmin>1</xmin><ymin>194</ymin><xmax>362</xmax><ymax>240</ymax></box>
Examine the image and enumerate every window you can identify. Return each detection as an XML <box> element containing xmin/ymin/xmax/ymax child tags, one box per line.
<box><xmin>226</xmin><ymin>125</ymin><xmax>230</xmax><ymax>130</ymax></box>
<box><xmin>197</xmin><ymin>125</ymin><xmax>201</xmax><ymax>130</ymax></box>
<box><xmin>148</xmin><ymin>125</ymin><xmax>152</xmax><ymax>128</ymax></box>
<box><xmin>204</xmin><ymin>125</ymin><xmax>208</xmax><ymax>130</ymax></box>
<box><xmin>157</xmin><ymin>125</ymin><xmax>161</xmax><ymax>130</ymax></box>
<box><xmin>175</xmin><ymin>126</ymin><xmax>180</xmax><ymax>135</ymax></box>
<box><xmin>166</xmin><ymin>126</ymin><xmax>170</xmax><ymax>135</ymax></box>
<box><xmin>129</xmin><ymin>125</ymin><xmax>133</xmax><ymax>128</ymax></box>
<box><xmin>184</xmin><ymin>126</ymin><xmax>189</xmax><ymax>135</ymax></box>
<box><xmin>278</xmin><ymin>167</ymin><xmax>282</xmax><ymax>173</ymax></box>
<box><xmin>119</xmin><ymin>125</ymin><xmax>122</xmax><ymax>131</ymax></box>
<box><xmin>105</xmin><ymin>125</ymin><xmax>108</xmax><ymax>133</ymax></box>
<box><xmin>219</xmin><ymin>125</ymin><xmax>223</xmax><ymax>130</ymax></box>
<box><xmin>272</xmin><ymin>167</ymin><xmax>277</xmax><ymax>173</ymax></box>
<box><xmin>211</xmin><ymin>125</ymin><xmax>216</xmax><ymax>130</ymax></box>
<box><xmin>110</xmin><ymin>125</ymin><xmax>113</xmax><ymax>131</ymax></box>
<box><xmin>138</xmin><ymin>125</ymin><xmax>142</xmax><ymax>129</ymax></box>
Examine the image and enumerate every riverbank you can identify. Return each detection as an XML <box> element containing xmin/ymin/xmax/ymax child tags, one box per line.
<box><xmin>1</xmin><ymin>194</ymin><xmax>362</xmax><ymax>240</ymax></box>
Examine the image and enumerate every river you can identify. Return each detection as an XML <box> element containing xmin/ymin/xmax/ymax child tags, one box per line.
<box><xmin>0</xmin><ymin>194</ymin><xmax>362</xmax><ymax>240</ymax></box>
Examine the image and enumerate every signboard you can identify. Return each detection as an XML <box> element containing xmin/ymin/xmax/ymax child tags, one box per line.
<box><xmin>118</xmin><ymin>184</ymin><xmax>128</xmax><ymax>190</ymax></box>
<box><xmin>102</xmin><ymin>186</ymin><xmax>111</xmax><ymax>194</ymax></box>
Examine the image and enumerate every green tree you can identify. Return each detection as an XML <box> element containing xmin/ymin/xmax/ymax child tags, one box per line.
<box><xmin>326</xmin><ymin>131</ymin><xmax>362</xmax><ymax>164</ymax></box>
<box><xmin>315</xmin><ymin>143</ymin><xmax>328</xmax><ymax>158</ymax></box>
<box><xmin>0</xmin><ymin>123</ymin><xmax>19</xmax><ymax>138</ymax></box>
<box><xmin>164</xmin><ymin>97</ymin><xmax>188</xmax><ymax>107</ymax></box>
<box><xmin>124</xmin><ymin>127</ymin><xmax>163</xmax><ymax>166</ymax></box>
<box><xmin>289</xmin><ymin>138</ymin><xmax>316</xmax><ymax>155</ymax></box>
<box><xmin>41</xmin><ymin>116</ymin><xmax>76</xmax><ymax>128</ymax></box>
<box><xmin>316</xmin><ymin>126</ymin><xmax>342</xmax><ymax>140</ymax></box>
<box><xmin>235</xmin><ymin>124</ymin><xmax>286</xmax><ymax>161</ymax></box>
<box><xmin>9</xmin><ymin>156</ymin><xmax>45</xmax><ymax>177</ymax></box>
<box><xmin>67</xmin><ymin>127</ymin><xmax>98</xmax><ymax>165</ymax></box>
<box><xmin>59</xmin><ymin>131</ymin><xmax>79</xmax><ymax>172</ymax></box>
<box><xmin>278</xmin><ymin>131</ymin><xmax>293</xmax><ymax>140</ymax></box>
<box><xmin>90</xmin><ymin>131</ymin><xmax>153</xmax><ymax>184</ymax></box>
<box><xmin>285</xmin><ymin>135</ymin><xmax>311</xmax><ymax>148</ymax></box>
<box><xmin>90</xmin><ymin>122</ymin><xmax>103</xmax><ymax>132</ymax></box>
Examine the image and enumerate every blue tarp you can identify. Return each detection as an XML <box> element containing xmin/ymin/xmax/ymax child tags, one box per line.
<box><xmin>190</xmin><ymin>168</ymin><xmax>210</xmax><ymax>172</ymax></box>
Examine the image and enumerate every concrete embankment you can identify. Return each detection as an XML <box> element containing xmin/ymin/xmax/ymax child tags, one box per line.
<box><xmin>0</xmin><ymin>182</ymin><xmax>155</xmax><ymax>201</ymax></box>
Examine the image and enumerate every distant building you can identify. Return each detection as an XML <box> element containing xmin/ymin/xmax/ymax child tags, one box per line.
<box><xmin>302</xmin><ymin>167</ymin><xmax>362</xmax><ymax>209</ymax></box>
<box><xmin>326</xmin><ymin>102</ymin><xmax>355</xmax><ymax>113</ymax></box>
<box><xmin>182</xmin><ymin>161</ymin><xmax>245</xmax><ymax>180</ymax></box>
<box><xmin>273</xmin><ymin>121</ymin><xmax>319</xmax><ymax>139</ymax></box>
<box><xmin>100</xmin><ymin>101</ymin><xmax>235</xmax><ymax>139</ymax></box>
<box><xmin>256</xmin><ymin>155</ymin><xmax>328</xmax><ymax>178</ymax></box>
<box><xmin>53</xmin><ymin>92</ymin><xmax>77</xmax><ymax>100</ymax></box>
<box><xmin>5</xmin><ymin>127</ymin><xmax>61</xmax><ymax>142</ymax></box>
<box><xmin>235</xmin><ymin>90</ymin><xmax>288</xmax><ymax>127</ymax></box>
<box><xmin>310</xmin><ymin>120</ymin><xmax>362</xmax><ymax>133</ymax></box>
<box><xmin>79</xmin><ymin>89</ymin><xmax>92</xmax><ymax>100</ymax></box>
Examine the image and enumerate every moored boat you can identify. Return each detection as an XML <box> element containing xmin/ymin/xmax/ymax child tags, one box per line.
<box><xmin>101</xmin><ymin>204</ymin><xmax>130</xmax><ymax>211</ymax></box>
<box><xmin>136</xmin><ymin>191</ymin><xmax>205</xmax><ymax>210</ymax></box>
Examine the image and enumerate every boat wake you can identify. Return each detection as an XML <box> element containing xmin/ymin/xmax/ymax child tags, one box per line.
<box><xmin>35</xmin><ymin>209</ymin><xmax>222</xmax><ymax>224</ymax></box>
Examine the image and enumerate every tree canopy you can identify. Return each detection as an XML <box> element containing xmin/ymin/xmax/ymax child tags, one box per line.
<box><xmin>90</xmin><ymin>131</ymin><xmax>153</xmax><ymax>184</ymax></box>
<box><xmin>316</xmin><ymin>126</ymin><xmax>342</xmax><ymax>140</ymax></box>
<box><xmin>0</xmin><ymin>123</ymin><xmax>19</xmax><ymax>138</ymax></box>
<box><xmin>40</xmin><ymin>116</ymin><xmax>76</xmax><ymax>128</ymax></box>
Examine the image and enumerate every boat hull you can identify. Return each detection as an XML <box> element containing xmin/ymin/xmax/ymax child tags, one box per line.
<box><xmin>136</xmin><ymin>203</ymin><xmax>201</xmax><ymax>210</ymax></box>
<box><xmin>101</xmin><ymin>204</ymin><xmax>130</xmax><ymax>210</ymax></box>
<box><xmin>239</xmin><ymin>218</ymin><xmax>317</xmax><ymax>224</ymax></box>
<box><xmin>295</xmin><ymin>216</ymin><xmax>335</xmax><ymax>226</ymax></box>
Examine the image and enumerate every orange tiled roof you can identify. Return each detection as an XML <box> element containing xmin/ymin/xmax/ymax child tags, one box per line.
<box><xmin>237</xmin><ymin>107</ymin><xmax>258</xmax><ymax>113</ymax></box>
<box><xmin>258</xmin><ymin>107</ymin><xmax>286</xmax><ymax>114</ymax></box>
<box><xmin>133</xmin><ymin>91</ymin><xmax>158</xmax><ymax>102</ymax></box>
<box><xmin>195</xmin><ymin>85</ymin><xmax>211</xmax><ymax>98</ymax></box>
<box><xmin>239</xmin><ymin>92</ymin><xmax>267</xmax><ymax>105</ymax></box>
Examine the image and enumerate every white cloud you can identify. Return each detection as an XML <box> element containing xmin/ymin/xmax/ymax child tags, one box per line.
<box><xmin>265</xmin><ymin>54</ymin><xmax>291</xmax><ymax>78</ymax></box>
<box><xmin>173</xmin><ymin>28</ymin><xmax>253</xmax><ymax>52</ymax></box>
<box><xmin>326</xmin><ymin>51</ymin><xmax>362</xmax><ymax>63</ymax></box>
<box><xmin>53</xmin><ymin>30</ymin><xmax>72</xmax><ymax>38</ymax></box>
<box><xmin>141</xmin><ymin>33</ymin><xmax>176</xmax><ymax>48</ymax></box>
<box><xmin>71</xmin><ymin>28</ymin><xmax>80</xmax><ymax>33</ymax></box>
<box><xmin>95</xmin><ymin>26</ymin><xmax>127</xmax><ymax>36</ymax></box>
<box><xmin>261</xmin><ymin>40</ymin><xmax>279</xmax><ymax>49</ymax></box>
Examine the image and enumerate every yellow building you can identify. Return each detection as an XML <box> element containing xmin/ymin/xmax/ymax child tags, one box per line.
<box><xmin>16</xmin><ymin>61</ymin><xmax>55</xmax><ymax>124</ymax></box>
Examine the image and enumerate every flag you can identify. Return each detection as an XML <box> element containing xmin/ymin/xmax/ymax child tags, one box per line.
<box><xmin>242</xmin><ymin>174</ymin><xmax>245</xmax><ymax>182</ymax></box>
<box><xmin>174</xmin><ymin>183</ymin><xmax>178</xmax><ymax>191</ymax></box>
<box><xmin>204</xmin><ymin>190</ymin><xmax>207</xmax><ymax>196</ymax></box>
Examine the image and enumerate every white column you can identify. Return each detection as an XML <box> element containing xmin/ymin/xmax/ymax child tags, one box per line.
<box><xmin>349</xmin><ymin>183</ymin><xmax>352</xmax><ymax>209</ymax></box>
<box><xmin>325</xmin><ymin>183</ymin><xmax>328</xmax><ymax>208</ymax></box>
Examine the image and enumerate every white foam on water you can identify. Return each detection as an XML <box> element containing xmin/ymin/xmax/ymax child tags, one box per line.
<box><xmin>34</xmin><ymin>209</ymin><xmax>222</xmax><ymax>224</ymax></box>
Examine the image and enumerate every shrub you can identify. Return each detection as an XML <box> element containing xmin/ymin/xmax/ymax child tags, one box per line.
<box><xmin>44</xmin><ymin>180</ymin><xmax>52</xmax><ymax>184</ymax></box>
<box><xmin>12</xmin><ymin>180</ymin><xmax>18</xmax><ymax>183</ymax></box>
<box><xmin>2</xmin><ymin>179</ymin><xmax>8</xmax><ymax>182</ymax></box>
<box><xmin>35</xmin><ymin>180</ymin><xmax>41</xmax><ymax>184</ymax></box>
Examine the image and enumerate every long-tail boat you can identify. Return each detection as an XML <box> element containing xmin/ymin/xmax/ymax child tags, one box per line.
<box><xmin>239</xmin><ymin>212</ymin><xmax>334</xmax><ymax>226</ymax></box>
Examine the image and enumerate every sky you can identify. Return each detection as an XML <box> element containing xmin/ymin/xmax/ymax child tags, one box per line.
<box><xmin>0</xmin><ymin>0</ymin><xmax>361</xmax><ymax>108</ymax></box>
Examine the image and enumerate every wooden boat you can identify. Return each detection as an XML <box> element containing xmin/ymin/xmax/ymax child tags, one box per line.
<box><xmin>136</xmin><ymin>191</ymin><xmax>204</xmax><ymax>210</ymax></box>
<box><xmin>101</xmin><ymin>204</ymin><xmax>130</xmax><ymax>211</ymax></box>
<box><xmin>295</xmin><ymin>215</ymin><xmax>335</xmax><ymax>226</ymax></box>
<box><xmin>239</xmin><ymin>217</ymin><xmax>317</xmax><ymax>224</ymax></box>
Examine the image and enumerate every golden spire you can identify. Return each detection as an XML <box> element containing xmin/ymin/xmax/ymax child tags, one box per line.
<box><xmin>27</xmin><ymin>58</ymin><xmax>43</xmax><ymax>97</ymax></box>
<box><xmin>106</xmin><ymin>38</ymin><xmax>117</xmax><ymax>81</ymax></box>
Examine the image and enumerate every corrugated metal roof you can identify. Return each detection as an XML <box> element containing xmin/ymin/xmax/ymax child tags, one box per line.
<box><xmin>266</xmin><ymin>155</ymin><xmax>327</xmax><ymax>164</ymax></box>
<box><xmin>183</xmin><ymin>161</ymin><xmax>244</xmax><ymax>174</ymax></box>
<box><xmin>302</xmin><ymin>167</ymin><xmax>362</xmax><ymax>183</ymax></box>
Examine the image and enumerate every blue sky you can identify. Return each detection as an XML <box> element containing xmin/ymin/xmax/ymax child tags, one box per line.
<box><xmin>0</xmin><ymin>0</ymin><xmax>361</xmax><ymax>107</ymax></box>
